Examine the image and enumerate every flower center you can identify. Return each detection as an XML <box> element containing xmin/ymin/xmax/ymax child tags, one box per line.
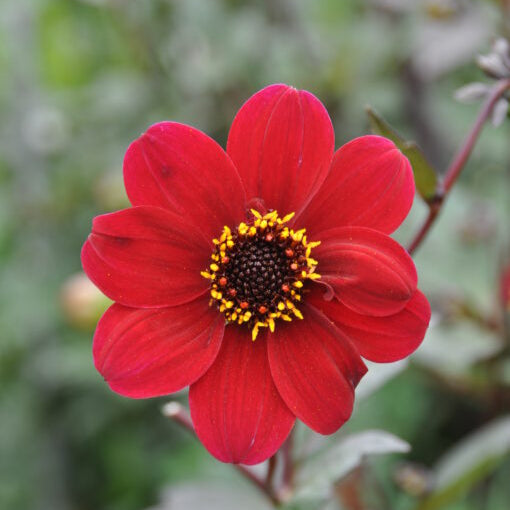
<box><xmin>201</xmin><ymin>209</ymin><xmax>321</xmax><ymax>340</ymax></box>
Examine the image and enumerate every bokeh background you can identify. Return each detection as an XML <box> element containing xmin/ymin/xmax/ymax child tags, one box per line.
<box><xmin>1</xmin><ymin>0</ymin><xmax>510</xmax><ymax>509</ymax></box>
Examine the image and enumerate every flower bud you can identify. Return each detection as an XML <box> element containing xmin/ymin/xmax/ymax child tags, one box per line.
<box><xmin>454</xmin><ymin>83</ymin><xmax>489</xmax><ymax>104</ymax></box>
<box><xmin>60</xmin><ymin>272</ymin><xmax>111</xmax><ymax>330</ymax></box>
<box><xmin>394</xmin><ymin>463</ymin><xmax>433</xmax><ymax>497</ymax></box>
<box><xmin>501</xmin><ymin>263</ymin><xmax>510</xmax><ymax>312</ymax></box>
<box><xmin>94</xmin><ymin>170</ymin><xmax>130</xmax><ymax>211</ymax></box>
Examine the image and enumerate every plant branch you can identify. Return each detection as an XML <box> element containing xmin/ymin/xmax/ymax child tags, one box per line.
<box><xmin>408</xmin><ymin>78</ymin><xmax>510</xmax><ymax>255</ymax></box>
<box><xmin>276</xmin><ymin>430</ymin><xmax>294</xmax><ymax>503</ymax></box>
<box><xmin>266</xmin><ymin>454</ymin><xmax>277</xmax><ymax>490</ymax></box>
<box><xmin>162</xmin><ymin>402</ymin><xmax>281</xmax><ymax>506</ymax></box>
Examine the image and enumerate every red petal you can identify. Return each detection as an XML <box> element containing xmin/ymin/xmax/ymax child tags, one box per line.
<box><xmin>81</xmin><ymin>206</ymin><xmax>209</xmax><ymax>308</ymax></box>
<box><xmin>309</xmin><ymin>288</ymin><xmax>430</xmax><ymax>362</ymax></box>
<box><xmin>124</xmin><ymin>122</ymin><xmax>246</xmax><ymax>241</ymax></box>
<box><xmin>93</xmin><ymin>296</ymin><xmax>224</xmax><ymax>398</ymax></box>
<box><xmin>227</xmin><ymin>84</ymin><xmax>334</xmax><ymax>217</ymax></box>
<box><xmin>189</xmin><ymin>327</ymin><xmax>295</xmax><ymax>464</ymax></box>
<box><xmin>315</xmin><ymin>227</ymin><xmax>417</xmax><ymax>317</ymax></box>
<box><xmin>297</xmin><ymin>136</ymin><xmax>414</xmax><ymax>236</ymax></box>
<box><xmin>267</xmin><ymin>305</ymin><xmax>367</xmax><ymax>435</ymax></box>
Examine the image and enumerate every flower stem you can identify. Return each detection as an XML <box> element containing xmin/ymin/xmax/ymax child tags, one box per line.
<box><xmin>266</xmin><ymin>454</ymin><xmax>277</xmax><ymax>489</ymax></box>
<box><xmin>162</xmin><ymin>402</ymin><xmax>281</xmax><ymax>506</ymax></box>
<box><xmin>276</xmin><ymin>430</ymin><xmax>294</xmax><ymax>503</ymax></box>
<box><xmin>407</xmin><ymin>78</ymin><xmax>510</xmax><ymax>255</ymax></box>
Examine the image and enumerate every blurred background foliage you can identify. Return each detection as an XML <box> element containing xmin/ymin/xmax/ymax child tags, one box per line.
<box><xmin>1</xmin><ymin>0</ymin><xmax>510</xmax><ymax>509</ymax></box>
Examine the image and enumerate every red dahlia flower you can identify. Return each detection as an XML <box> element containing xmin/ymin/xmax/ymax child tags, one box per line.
<box><xmin>82</xmin><ymin>84</ymin><xmax>430</xmax><ymax>465</ymax></box>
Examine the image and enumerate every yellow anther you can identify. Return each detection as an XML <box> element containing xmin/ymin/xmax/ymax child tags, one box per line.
<box><xmin>282</xmin><ymin>212</ymin><xmax>295</xmax><ymax>223</ymax></box>
<box><xmin>202</xmin><ymin>207</ymin><xmax>321</xmax><ymax>338</ymax></box>
<box><xmin>292</xmin><ymin>308</ymin><xmax>304</xmax><ymax>320</ymax></box>
<box><xmin>292</xmin><ymin>229</ymin><xmax>305</xmax><ymax>242</ymax></box>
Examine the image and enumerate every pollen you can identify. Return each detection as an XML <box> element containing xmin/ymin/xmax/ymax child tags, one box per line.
<box><xmin>201</xmin><ymin>209</ymin><xmax>321</xmax><ymax>340</ymax></box>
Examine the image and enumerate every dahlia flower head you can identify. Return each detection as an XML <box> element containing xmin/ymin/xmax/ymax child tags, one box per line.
<box><xmin>82</xmin><ymin>84</ymin><xmax>430</xmax><ymax>465</ymax></box>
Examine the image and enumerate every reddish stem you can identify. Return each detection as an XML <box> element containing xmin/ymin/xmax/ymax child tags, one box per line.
<box><xmin>408</xmin><ymin>79</ymin><xmax>510</xmax><ymax>255</ymax></box>
<box><xmin>266</xmin><ymin>454</ymin><xmax>277</xmax><ymax>490</ymax></box>
<box><xmin>162</xmin><ymin>402</ymin><xmax>281</xmax><ymax>506</ymax></box>
<box><xmin>407</xmin><ymin>201</ymin><xmax>441</xmax><ymax>255</ymax></box>
<box><xmin>276</xmin><ymin>430</ymin><xmax>294</xmax><ymax>502</ymax></box>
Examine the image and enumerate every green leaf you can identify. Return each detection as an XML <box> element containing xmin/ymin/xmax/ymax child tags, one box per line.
<box><xmin>414</xmin><ymin>320</ymin><xmax>502</xmax><ymax>375</ymax></box>
<box><xmin>292</xmin><ymin>430</ymin><xmax>410</xmax><ymax>502</ymax></box>
<box><xmin>366</xmin><ymin>106</ymin><xmax>438</xmax><ymax>202</ymax></box>
<box><xmin>415</xmin><ymin>416</ymin><xmax>510</xmax><ymax>510</ymax></box>
<box><xmin>366</xmin><ymin>105</ymin><xmax>406</xmax><ymax>146</ymax></box>
<box><xmin>401</xmin><ymin>142</ymin><xmax>439</xmax><ymax>201</ymax></box>
<box><xmin>355</xmin><ymin>359</ymin><xmax>408</xmax><ymax>400</ymax></box>
<box><xmin>152</xmin><ymin>482</ymin><xmax>272</xmax><ymax>510</ymax></box>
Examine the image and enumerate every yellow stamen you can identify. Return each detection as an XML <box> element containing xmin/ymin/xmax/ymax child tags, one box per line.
<box><xmin>282</xmin><ymin>212</ymin><xmax>295</xmax><ymax>223</ymax></box>
<box><xmin>200</xmin><ymin>208</ymin><xmax>321</xmax><ymax>340</ymax></box>
<box><xmin>292</xmin><ymin>308</ymin><xmax>304</xmax><ymax>320</ymax></box>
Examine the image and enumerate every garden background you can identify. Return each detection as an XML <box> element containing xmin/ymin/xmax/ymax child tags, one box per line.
<box><xmin>1</xmin><ymin>1</ymin><xmax>510</xmax><ymax>509</ymax></box>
